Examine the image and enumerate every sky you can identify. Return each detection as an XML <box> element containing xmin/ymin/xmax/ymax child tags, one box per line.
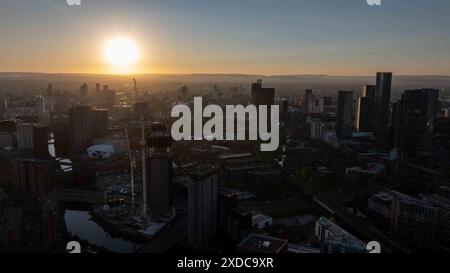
<box><xmin>0</xmin><ymin>0</ymin><xmax>450</xmax><ymax>75</ymax></box>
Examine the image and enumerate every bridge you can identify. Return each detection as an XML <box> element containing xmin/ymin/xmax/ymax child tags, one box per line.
<box><xmin>53</xmin><ymin>188</ymin><xmax>105</xmax><ymax>204</ymax></box>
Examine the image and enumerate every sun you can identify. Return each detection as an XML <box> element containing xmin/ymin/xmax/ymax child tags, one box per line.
<box><xmin>104</xmin><ymin>37</ymin><xmax>139</xmax><ymax>67</ymax></box>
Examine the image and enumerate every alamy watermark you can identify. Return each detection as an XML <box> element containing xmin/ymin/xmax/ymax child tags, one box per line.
<box><xmin>171</xmin><ymin>97</ymin><xmax>280</xmax><ymax>152</ymax></box>
<box><xmin>367</xmin><ymin>0</ymin><xmax>382</xmax><ymax>6</ymax></box>
<box><xmin>66</xmin><ymin>0</ymin><xmax>81</xmax><ymax>6</ymax></box>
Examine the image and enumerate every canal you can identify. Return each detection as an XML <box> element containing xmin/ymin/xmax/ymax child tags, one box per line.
<box><xmin>64</xmin><ymin>210</ymin><xmax>140</xmax><ymax>253</ymax></box>
<box><xmin>49</xmin><ymin>135</ymin><xmax>139</xmax><ymax>253</ymax></box>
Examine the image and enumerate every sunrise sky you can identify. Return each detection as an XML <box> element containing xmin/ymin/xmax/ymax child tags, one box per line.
<box><xmin>1</xmin><ymin>0</ymin><xmax>450</xmax><ymax>75</ymax></box>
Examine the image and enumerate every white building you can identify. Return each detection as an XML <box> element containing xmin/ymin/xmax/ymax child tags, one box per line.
<box><xmin>87</xmin><ymin>144</ymin><xmax>114</xmax><ymax>159</ymax></box>
<box><xmin>251</xmin><ymin>210</ymin><xmax>273</xmax><ymax>229</ymax></box>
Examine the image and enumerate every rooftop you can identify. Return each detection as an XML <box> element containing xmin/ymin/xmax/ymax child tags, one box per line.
<box><xmin>238</xmin><ymin>233</ymin><xmax>288</xmax><ymax>253</ymax></box>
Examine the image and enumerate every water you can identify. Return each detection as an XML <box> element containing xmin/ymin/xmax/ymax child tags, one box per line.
<box><xmin>64</xmin><ymin>210</ymin><xmax>140</xmax><ymax>253</ymax></box>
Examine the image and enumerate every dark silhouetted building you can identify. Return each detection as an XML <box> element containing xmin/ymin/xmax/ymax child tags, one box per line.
<box><xmin>179</xmin><ymin>85</ymin><xmax>189</xmax><ymax>101</ymax></box>
<box><xmin>356</xmin><ymin>85</ymin><xmax>375</xmax><ymax>132</ymax></box>
<box><xmin>393</xmin><ymin>89</ymin><xmax>439</xmax><ymax>158</ymax></box>
<box><xmin>374</xmin><ymin>72</ymin><xmax>392</xmax><ymax>148</ymax></box>
<box><xmin>11</xmin><ymin>158</ymin><xmax>55</xmax><ymax>206</ymax></box>
<box><xmin>304</xmin><ymin>89</ymin><xmax>315</xmax><ymax>112</ymax></box>
<box><xmin>280</xmin><ymin>98</ymin><xmax>289</xmax><ymax>122</ymax></box>
<box><xmin>134</xmin><ymin>101</ymin><xmax>148</xmax><ymax>120</ymax></box>
<box><xmin>91</xmin><ymin>108</ymin><xmax>109</xmax><ymax>139</ymax></box>
<box><xmin>69</xmin><ymin>106</ymin><xmax>93</xmax><ymax>153</ymax></box>
<box><xmin>251</xmin><ymin>80</ymin><xmax>274</xmax><ymax>106</ymax></box>
<box><xmin>391</xmin><ymin>191</ymin><xmax>439</xmax><ymax>249</ymax></box>
<box><xmin>188</xmin><ymin>165</ymin><xmax>219</xmax><ymax>248</ymax></box>
<box><xmin>147</xmin><ymin>123</ymin><xmax>173</xmax><ymax>218</ymax></box>
<box><xmin>337</xmin><ymin>91</ymin><xmax>354</xmax><ymax>138</ymax></box>
<box><xmin>218</xmin><ymin>188</ymin><xmax>239</xmax><ymax>233</ymax></box>
<box><xmin>53</xmin><ymin>118</ymin><xmax>70</xmax><ymax>157</ymax></box>
<box><xmin>79</xmin><ymin>83</ymin><xmax>88</xmax><ymax>98</ymax></box>
<box><xmin>69</xmin><ymin>106</ymin><xmax>109</xmax><ymax>154</ymax></box>
<box><xmin>251</xmin><ymin>79</ymin><xmax>262</xmax><ymax>104</ymax></box>
<box><xmin>226</xmin><ymin>207</ymin><xmax>252</xmax><ymax>242</ymax></box>
<box><xmin>32</xmin><ymin>124</ymin><xmax>49</xmax><ymax>157</ymax></box>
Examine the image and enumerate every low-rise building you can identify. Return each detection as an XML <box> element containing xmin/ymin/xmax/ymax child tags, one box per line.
<box><xmin>315</xmin><ymin>217</ymin><xmax>367</xmax><ymax>253</ymax></box>
<box><xmin>237</xmin><ymin>233</ymin><xmax>288</xmax><ymax>253</ymax></box>
<box><xmin>251</xmin><ymin>211</ymin><xmax>273</xmax><ymax>229</ymax></box>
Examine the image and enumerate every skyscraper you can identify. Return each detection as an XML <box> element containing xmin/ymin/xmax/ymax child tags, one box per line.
<box><xmin>251</xmin><ymin>80</ymin><xmax>274</xmax><ymax>106</ymax></box>
<box><xmin>394</xmin><ymin>89</ymin><xmax>439</xmax><ymax>158</ymax></box>
<box><xmin>91</xmin><ymin>108</ymin><xmax>109</xmax><ymax>139</ymax></box>
<box><xmin>11</xmin><ymin>158</ymin><xmax>55</xmax><ymax>206</ymax></box>
<box><xmin>79</xmin><ymin>83</ymin><xmax>88</xmax><ymax>98</ymax></box>
<box><xmin>69</xmin><ymin>106</ymin><xmax>93</xmax><ymax>153</ymax></box>
<box><xmin>355</xmin><ymin>85</ymin><xmax>375</xmax><ymax>132</ymax></box>
<box><xmin>16</xmin><ymin>123</ymin><xmax>33</xmax><ymax>150</ymax></box>
<box><xmin>179</xmin><ymin>85</ymin><xmax>189</xmax><ymax>101</ymax></box>
<box><xmin>36</xmin><ymin>95</ymin><xmax>49</xmax><ymax>125</ymax></box>
<box><xmin>251</xmin><ymin>79</ymin><xmax>262</xmax><ymax>104</ymax></box>
<box><xmin>337</xmin><ymin>91</ymin><xmax>354</xmax><ymax>138</ymax></box>
<box><xmin>374</xmin><ymin>73</ymin><xmax>392</xmax><ymax>148</ymax></box>
<box><xmin>32</xmin><ymin>124</ymin><xmax>49</xmax><ymax>157</ymax></box>
<box><xmin>304</xmin><ymin>89</ymin><xmax>313</xmax><ymax>112</ymax></box>
<box><xmin>188</xmin><ymin>165</ymin><xmax>219</xmax><ymax>249</ymax></box>
<box><xmin>147</xmin><ymin>123</ymin><xmax>173</xmax><ymax>218</ymax></box>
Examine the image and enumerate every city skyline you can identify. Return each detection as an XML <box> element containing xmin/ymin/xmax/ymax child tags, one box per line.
<box><xmin>1</xmin><ymin>0</ymin><xmax>450</xmax><ymax>75</ymax></box>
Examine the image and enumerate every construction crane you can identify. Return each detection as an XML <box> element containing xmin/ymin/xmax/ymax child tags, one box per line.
<box><xmin>140</xmin><ymin>118</ymin><xmax>148</xmax><ymax>219</ymax></box>
<box><xmin>124</xmin><ymin>125</ymin><xmax>136</xmax><ymax>210</ymax></box>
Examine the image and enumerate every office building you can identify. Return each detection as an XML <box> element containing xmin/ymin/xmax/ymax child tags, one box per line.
<box><xmin>188</xmin><ymin>165</ymin><xmax>219</xmax><ymax>248</ymax></box>
<box><xmin>36</xmin><ymin>95</ymin><xmax>49</xmax><ymax>125</ymax></box>
<box><xmin>0</xmin><ymin>207</ymin><xmax>23</xmax><ymax>252</ymax></box>
<box><xmin>315</xmin><ymin>217</ymin><xmax>367</xmax><ymax>253</ymax></box>
<box><xmin>280</xmin><ymin>98</ymin><xmax>289</xmax><ymax>122</ymax></box>
<box><xmin>69</xmin><ymin>106</ymin><xmax>93</xmax><ymax>153</ymax></box>
<box><xmin>11</xmin><ymin>158</ymin><xmax>55</xmax><ymax>205</ymax></box>
<box><xmin>251</xmin><ymin>80</ymin><xmax>274</xmax><ymax>106</ymax></box>
<box><xmin>355</xmin><ymin>85</ymin><xmax>375</xmax><ymax>132</ymax></box>
<box><xmin>226</xmin><ymin>207</ymin><xmax>252</xmax><ymax>242</ymax></box>
<box><xmin>16</xmin><ymin>123</ymin><xmax>34</xmax><ymax>150</ymax></box>
<box><xmin>394</xmin><ymin>89</ymin><xmax>439</xmax><ymax>158</ymax></box>
<box><xmin>79</xmin><ymin>83</ymin><xmax>88</xmax><ymax>98</ymax></box>
<box><xmin>179</xmin><ymin>85</ymin><xmax>189</xmax><ymax>101</ymax></box>
<box><xmin>91</xmin><ymin>108</ymin><xmax>109</xmax><ymax>139</ymax></box>
<box><xmin>367</xmin><ymin>191</ymin><xmax>394</xmax><ymax>228</ymax></box>
<box><xmin>218</xmin><ymin>188</ymin><xmax>239</xmax><ymax>233</ymax></box>
<box><xmin>304</xmin><ymin>89</ymin><xmax>315</xmax><ymax>112</ymax></box>
<box><xmin>251</xmin><ymin>79</ymin><xmax>262</xmax><ymax>104</ymax></box>
<box><xmin>53</xmin><ymin>118</ymin><xmax>70</xmax><ymax>157</ymax></box>
<box><xmin>390</xmin><ymin>191</ymin><xmax>439</xmax><ymax>248</ymax></box>
<box><xmin>318</xmin><ymin>96</ymin><xmax>333</xmax><ymax>113</ymax></box>
<box><xmin>147</xmin><ymin>123</ymin><xmax>173</xmax><ymax>218</ymax></box>
<box><xmin>336</xmin><ymin>91</ymin><xmax>354</xmax><ymax>138</ymax></box>
<box><xmin>32</xmin><ymin>124</ymin><xmax>49</xmax><ymax>157</ymax></box>
<box><xmin>374</xmin><ymin>72</ymin><xmax>392</xmax><ymax>148</ymax></box>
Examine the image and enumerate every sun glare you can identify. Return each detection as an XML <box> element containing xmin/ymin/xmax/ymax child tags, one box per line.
<box><xmin>104</xmin><ymin>37</ymin><xmax>139</xmax><ymax>68</ymax></box>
